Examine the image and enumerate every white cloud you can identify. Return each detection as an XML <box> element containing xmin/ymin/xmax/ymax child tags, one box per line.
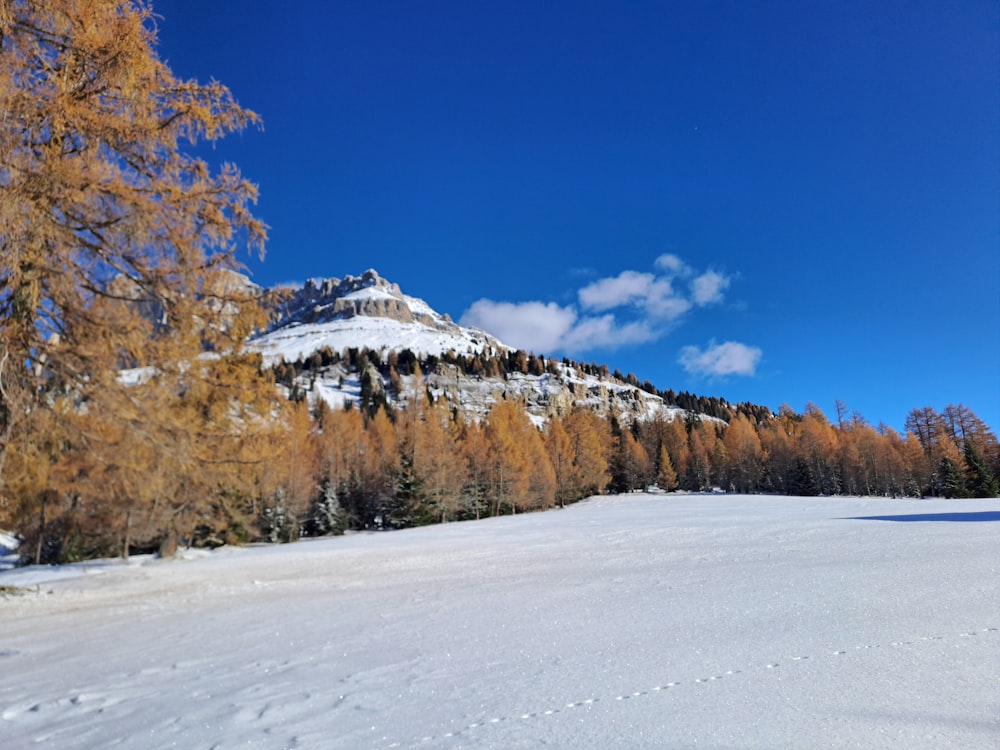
<box><xmin>654</xmin><ymin>253</ymin><xmax>691</xmax><ymax>276</ymax></box>
<box><xmin>578</xmin><ymin>270</ymin><xmax>656</xmax><ymax>311</ymax></box>
<box><xmin>690</xmin><ymin>271</ymin><xmax>730</xmax><ymax>306</ymax></box>
<box><xmin>561</xmin><ymin>315</ymin><xmax>657</xmax><ymax>350</ymax></box>
<box><xmin>461</xmin><ymin>300</ymin><xmax>658</xmax><ymax>353</ymax></box>
<box><xmin>678</xmin><ymin>340</ymin><xmax>762</xmax><ymax>377</ymax></box>
<box><xmin>459</xmin><ymin>255</ymin><xmax>742</xmax><ymax>357</ymax></box>
<box><xmin>642</xmin><ymin>279</ymin><xmax>692</xmax><ymax>319</ymax></box>
<box><xmin>460</xmin><ymin>299</ymin><xmax>576</xmax><ymax>353</ymax></box>
<box><xmin>579</xmin><ymin>270</ymin><xmax>691</xmax><ymax>321</ymax></box>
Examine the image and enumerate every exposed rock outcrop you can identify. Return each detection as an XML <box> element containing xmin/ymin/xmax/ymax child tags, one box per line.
<box><xmin>270</xmin><ymin>269</ymin><xmax>448</xmax><ymax>329</ymax></box>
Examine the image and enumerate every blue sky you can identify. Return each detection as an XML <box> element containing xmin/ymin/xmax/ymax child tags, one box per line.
<box><xmin>154</xmin><ymin>0</ymin><xmax>999</xmax><ymax>431</ymax></box>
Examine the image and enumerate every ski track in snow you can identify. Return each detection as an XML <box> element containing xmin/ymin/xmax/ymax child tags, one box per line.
<box><xmin>379</xmin><ymin>626</ymin><xmax>999</xmax><ymax>749</ymax></box>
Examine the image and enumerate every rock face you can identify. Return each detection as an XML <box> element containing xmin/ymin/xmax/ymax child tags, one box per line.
<box><xmin>271</xmin><ymin>270</ymin><xmax>448</xmax><ymax>330</ymax></box>
<box><xmin>417</xmin><ymin>366</ymin><xmax>677</xmax><ymax>425</ymax></box>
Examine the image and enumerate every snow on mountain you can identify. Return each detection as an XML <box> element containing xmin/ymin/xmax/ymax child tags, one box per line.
<box><xmin>248</xmin><ymin>269</ymin><xmax>695</xmax><ymax>423</ymax></box>
<box><xmin>251</xmin><ymin>269</ymin><xmax>506</xmax><ymax>364</ymax></box>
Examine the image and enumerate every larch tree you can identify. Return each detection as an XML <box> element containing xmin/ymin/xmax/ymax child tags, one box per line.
<box><xmin>562</xmin><ymin>408</ymin><xmax>611</xmax><ymax>497</ymax></box>
<box><xmin>0</xmin><ymin>0</ymin><xmax>275</xmax><ymax>552</ymax></box>
<box><xmin>720</xmin><ymin>414</ymin><xmax>763</xmax><ymax>493</ymax></box>
<box><xmin>684</xmin><ymin>421</ymin><xmax>714</xmax><ymax>491</ymax></box>
<box><xmin>316</xmin><ymin>407</ymin><xmax>368</xmax><ymax>525</ymax></box>
<box><xmin>484</xmin><ymin>400</ymin><xmax>529</xmax><ymax>515</ymax></box>
<box><xmin>940</xmin><ymin>404</ymin><xmax>994</xmax><ymax>452</ymax></box>
<box><xmin>524</xmin><ymin>426</ymin><xmax>557</xmax><ymax>512</ymax></box>
<box><xmin>656</xmin><ymin>444</ymin><xmax>678</xmax><ymax>492</ymax></box>
<box><xmin>484</xmin><ymin>399</ymin><xmax>555</xmax><ymax>514</ymax></box>
<box><xmin>799</xmin><ymin>404</ymin><xmax>841</xmax><ymax>495</ymax></box>
<box><xmin>409</xmin><ymin>391</ymin><xmax>466</xmax><ymax>523</ymax></box>
<box><xmin>458</xmin><ymin>420</ymin><xmax>491</xmax><ymax>519</ymax></box>
<box><xmin>660</xmin><ymin>417</ymin><xmax>690</xmax><ymax>485</ymax></box>
<box><xmin>544</xmin><ymin>416</ymin><xmax>578</xmax><ymax>507</ymax></box>
<box><xmin>610</xmin><ymin>428</ymin><xmax>651</xmax><ymax>493</ymax></box>
<box><xmin>366</xmin><ymin>407</ymin><xmax>402</xmax><ymax>527</ymax></box>
<box><xmin>261</xmin><ymin>399</ymin><xmax>317</xmax><ymax>541</ymax></box>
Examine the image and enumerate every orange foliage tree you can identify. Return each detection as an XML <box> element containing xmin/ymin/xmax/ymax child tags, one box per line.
<box><xmin>0</xmin><ymin>0</ymin><xmax>277</xmax><ymax>558</ymax></box>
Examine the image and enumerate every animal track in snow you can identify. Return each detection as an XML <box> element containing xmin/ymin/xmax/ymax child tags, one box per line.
<box><xmin>377</xmin><ymin>625</ymin><xmax>998</xmax><ymax>749</ymax></box>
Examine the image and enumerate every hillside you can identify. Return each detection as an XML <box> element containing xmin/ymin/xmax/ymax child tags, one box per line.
<box><xmin>249</xmin><ymin>269</ymin><xmax>752</xmax><ymax>424</ymax></box>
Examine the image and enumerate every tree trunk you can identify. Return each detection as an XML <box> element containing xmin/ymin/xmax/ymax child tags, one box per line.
<box><xmin>158</xmin><ymin>529</ymin><xmax>178</xmax><ymax>558</ymax></box>
<box><xmin>34</xmin><ymin>491</ymin><xmax>47</xmax><ymax>565</ymax></box>
<box><xmin>122</xmin><ymin>509</ymin><xmax>131</xmax><ymax>561</ymax></box>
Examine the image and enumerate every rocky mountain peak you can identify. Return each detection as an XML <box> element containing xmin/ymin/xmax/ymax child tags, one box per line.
<box><xmin>299</xmin><ymin>269</ymin><xmax>396</xmax><ymax>300</ymax></box>
<box><xmin>269</xmin><ymin>268</ymin><xmax>452</xmax><ymax>330</ymax></box>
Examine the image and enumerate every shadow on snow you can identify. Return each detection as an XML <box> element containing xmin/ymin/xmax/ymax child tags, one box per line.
<box><xmin>844</xmin><ymin>510</ymin><xmax>1000</xmax><ymax>523</ymax></box>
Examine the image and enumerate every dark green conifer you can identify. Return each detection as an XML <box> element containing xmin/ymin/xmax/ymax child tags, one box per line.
<box><xmin>935</xmin><ymin>456</ymin><xmax>966</xmax><ymax>498</ymax></box>
<box><xmin>963</xmin><ymin>442</ymin><xmax>999</xmax><ymax>498</ymax></box>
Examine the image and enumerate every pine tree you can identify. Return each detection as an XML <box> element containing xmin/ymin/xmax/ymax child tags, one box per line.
<box><xmin>963</xmin><ymin>442</ymin><xmax>999</xmax><ymax>498</ymax></box>
<box><xmin>935</xmin><ymin>457</ymin><xmax>966</xmax><ymax>499</ymax></box>
<box><xmin>306</xmin><ymin>481</ymin><xmax>347</xmax><ymax>536</ymax></box>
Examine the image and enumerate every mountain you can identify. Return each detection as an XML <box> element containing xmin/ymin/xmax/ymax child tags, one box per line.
<box><xmin>248</xmin><ymin>269</ymin><xmax>705</xmax><ymax>424</ymax></box>
<box><xmin>252</xmin><ymin>269</ymin><xmax>505</xmax><ymax>364</ymax></box>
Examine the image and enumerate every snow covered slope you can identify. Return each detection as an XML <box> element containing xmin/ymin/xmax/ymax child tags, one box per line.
<box><xmin>1</xmin><ymin>493</ymin><xmax>997</xmax><ymax>749</ymax></box>
<box><xmin>252</xmin><ymin>269</ymin><xmax>507</xmax><ymax>364</ymax></box>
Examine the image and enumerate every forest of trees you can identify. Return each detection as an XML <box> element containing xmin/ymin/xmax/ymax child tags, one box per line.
<box><xmin>7</xmin><ymin>353</ymin><xmax>999</xmax><ymax>564</ymax></box>
<box><xmin>0</xmin><ymin>2</ymin><xmax>997</xmax><ymax>566</ymax></box>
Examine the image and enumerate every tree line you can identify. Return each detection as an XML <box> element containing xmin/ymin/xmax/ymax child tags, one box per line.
<box><xmin>9</xmin><ymin>368</ymin><xmax>998</xmax><ymax>565</ymax></box>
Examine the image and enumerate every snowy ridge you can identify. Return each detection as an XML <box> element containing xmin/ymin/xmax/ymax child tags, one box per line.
<box><xmin>253</xmin><ymin>269</ymin><xmax>506</xmax><ymax>362</ymax></box>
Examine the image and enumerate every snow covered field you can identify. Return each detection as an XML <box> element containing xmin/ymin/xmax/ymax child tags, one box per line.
<box><xmin>1</xmin><ymin>493</ymin><xmax>997</xmax><ymax>749</ymax></box>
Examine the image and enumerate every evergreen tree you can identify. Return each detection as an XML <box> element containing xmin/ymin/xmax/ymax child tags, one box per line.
<box><xmin>308</xmin><ymin>481</ymin><xmax>346</xmax><ymax>536</ymax></box>
<box><xmin>935</xmin><ymin>457</ymin><xmax>966</xmax><ymax>499</ymax></box>
<box><xmin>260</xmin><ymin>488</ymin><xmax>294</xmax><ymax>543</ymax></box>
<box><xmin>963</xmin><ymin>442</ymin><xmax>999</xmax><ymax>498</ymax></box>
<box><xmin>790</xmin><ymin>457</ymin><xmax>817</xmax><ymax>496</ymax></box>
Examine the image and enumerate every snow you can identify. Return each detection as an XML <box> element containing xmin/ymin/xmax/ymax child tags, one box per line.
<box><xmin>251</xmin><ymin>315</ymin><xmax>499</xmax><ymax>365</ymax></box>
<box><xmin>2</xmin><ymin>494</ymin><xmax>997</xmax><ymax>749</ymax></box>
<box><xmin>0</xmin><ymin>531</ymin><xmax>19</xmax><ymax>572</ymax></box>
